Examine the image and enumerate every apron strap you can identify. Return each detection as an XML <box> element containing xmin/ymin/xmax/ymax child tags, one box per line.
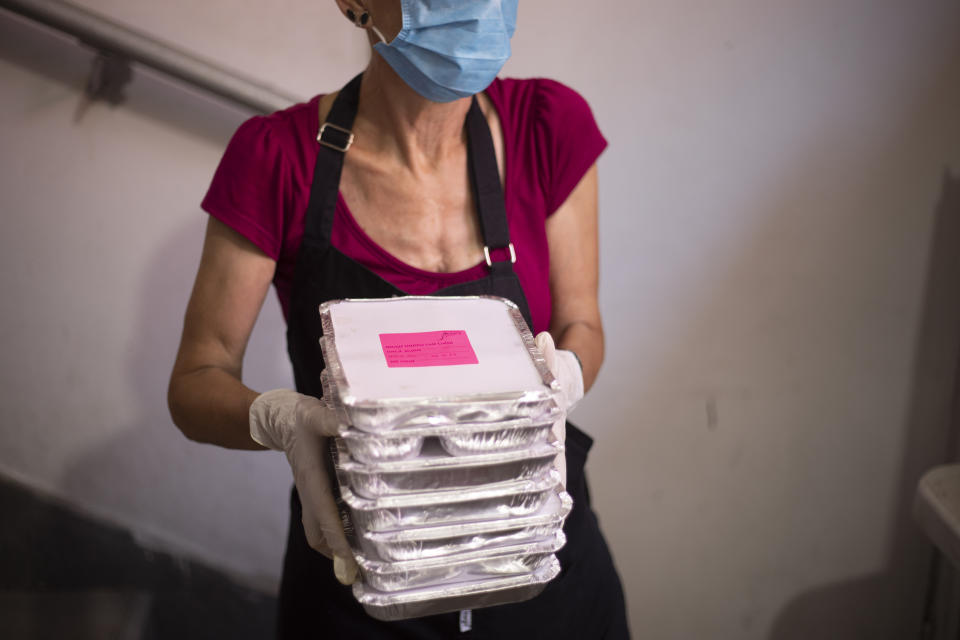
<box><xmin>303</xmin><ymin>73</ymin><xmax>362</xmax><ymax>245</ymax></box>
<box><xmin>302</xmin><ymin>73</ymin><xmax>516</xmax><ymax>270</ymax></box>
<box><xmin>466</xmin><ymin>97</ymin><xmax>515</xmax><ymax>265</ymax></box>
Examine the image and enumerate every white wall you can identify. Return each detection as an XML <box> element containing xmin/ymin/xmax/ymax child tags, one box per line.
<box><xmin>1</xmin><ymin>0</ymin><xmax>959</xmax><ymax>636</ymax></box>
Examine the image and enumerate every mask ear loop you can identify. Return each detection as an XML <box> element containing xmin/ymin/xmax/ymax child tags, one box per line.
<box><xmin>370</xmin><ymin>23</ymin><xmax>387</xmax><ymax>44</ymax></box>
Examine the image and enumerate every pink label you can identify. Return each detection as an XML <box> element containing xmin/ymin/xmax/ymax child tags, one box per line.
<box><xmin>379</xmin><ymin>330</ymin><xmax>479</xmax><ymax>368</ymax></box>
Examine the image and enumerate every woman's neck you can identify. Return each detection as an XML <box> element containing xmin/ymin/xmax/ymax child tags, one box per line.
<box><xmin>355</xmin><ymin>53</ymin><xmax>471</xmax><ymax>173</ymax></box>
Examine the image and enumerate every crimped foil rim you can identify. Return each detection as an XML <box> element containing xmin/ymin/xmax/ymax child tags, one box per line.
<box><xmin>337</xmin><ymin>412</ymin><xmax>562</xmax><ymax>440</ymax></box>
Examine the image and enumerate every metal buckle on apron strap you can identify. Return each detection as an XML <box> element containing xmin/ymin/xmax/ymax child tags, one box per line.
<box><xmin>484</xmin><ymin>243</ymin><xmax>516</xmax><ymax>267</ymax></box>
<box><xmin>317</xmin><ymin>122</ymin><xmax>354</xmax><ymax>152</ymax></box>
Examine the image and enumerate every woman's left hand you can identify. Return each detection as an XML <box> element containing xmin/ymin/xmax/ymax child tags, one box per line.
<box><xmin>535</xmin><ymin>330</ymin><xmax>584</xmax><ymax>490</ymax></box>
<box><xmin>535</xmin><ymin>331</ymin><xmax>584</xmax><ymax>411</ymax></box>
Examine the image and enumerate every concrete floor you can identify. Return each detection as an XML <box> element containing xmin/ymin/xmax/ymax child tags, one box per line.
<box><xmin>0</xmin><ymin>476</ymin><xmax>276</xmax><ymax>640</ymax></box>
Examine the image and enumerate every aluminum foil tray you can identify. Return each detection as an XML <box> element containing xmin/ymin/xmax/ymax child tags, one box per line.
<box><xmin>336</xmin><ymin>467</ymin><xmax>561</xmax><ymax>509</ymax></box>
<box><xmin>318</xmin><ymin>297</ymin><xmax>562</xmax><ymax>432</ymax></box>
<box><xmin>358</xmin><ymin>523</ymin><xmax>564</xmax><ymax>563</ymax></box>
<box><xmin>364</xmin><ymin>491</ymin><xmax>570</xmax><ymax>542</ymax></box>
<box><xmin>336</xmin><ymin>416</ymin><xmax>558</xmax><ymax>463</ymax></box>
<box><xmin>336</xmin><ymin>438</ymin><xmax>560</xmax><ymax>472</ymax></box>
<box><xmin>334</xmin><ymin>438</ymin><xmax>560</xmax><ymax>499</ymax></box>
<box><xmin>321</xmin><ymin>337</ymin><xmax>562</xmax><ymax>431</ymax></box>
<box><xmin>341</xmin><ymin>483</ymin><xmax>557</xmax><ymax>533</ymax></box>
<box><xmin>355</xmin><ymin>530</ymin><xmax>565</xmax><ymax>587</ymax></box>
<box><xmin>356</xmin><ymin>492</ymin><xmax>572</xmax><ymax>562</ymax></box>
<box><xmin>354</xmin><ymin>555</ymin><xmax>561</xmax><ymax>621</ymax></box>
<box><xmin>321</xmin><ymin>369</ymin><xmax>564</xmax><ymax>428</ymax></box>
<box><xmin>360</xmin><ymin>549</ymin><xmax>558</xmax><ymax>593</ymax></box>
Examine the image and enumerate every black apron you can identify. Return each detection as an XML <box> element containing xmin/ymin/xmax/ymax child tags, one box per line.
<box><xmin>279</xmin><ymin>74</ymin><xmax>630</xmax><ymax>639</ymax></box>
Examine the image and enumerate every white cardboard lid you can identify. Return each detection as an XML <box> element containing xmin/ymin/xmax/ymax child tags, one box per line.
<box><xmin>321</xmin><ymin>297</ymin><xmax>554</xmax><ymax>404</ymax></box>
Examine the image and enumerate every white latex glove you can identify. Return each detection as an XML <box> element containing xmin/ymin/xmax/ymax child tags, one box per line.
<box><xmin>535</xmin><ymin>332</ymin><xmax>584</xmax><ymax>411</ymax></box>
<box><xmin>249</xmin><ymin>389</ymin><xmax>358</xmax><ymax>585</ymax></box>
<box><xmin>534</xmin><ymin>332</ymin><xmax>585</xmax><ymax>490</ymax></box>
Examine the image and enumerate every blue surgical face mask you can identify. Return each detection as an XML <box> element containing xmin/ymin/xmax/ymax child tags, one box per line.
<box><xmin>371</xmin><ymin>0</ymin><xmax>519</xmax><ymax>103</ymax></box>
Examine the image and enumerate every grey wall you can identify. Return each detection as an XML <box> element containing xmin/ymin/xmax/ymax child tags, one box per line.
<box><xmin>1</xmin><ymin>0</ymin><xmax>959</xmax><ymax>637</ymax></box>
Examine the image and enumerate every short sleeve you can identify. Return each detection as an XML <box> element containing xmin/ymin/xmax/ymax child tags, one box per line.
<box><xmin>533</xmin><ymin>79</ymin><xmax>608</xmax><ymax>215</ymax></box>
<box><xmin>200</xmin><ymin>116</ymin><xmax>294</xmax><ymax>260</ymax></box>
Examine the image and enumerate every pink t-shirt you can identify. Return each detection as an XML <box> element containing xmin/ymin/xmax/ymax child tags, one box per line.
<box><xmin>201</xmin><ymin>77</ymin><xmax>606</xmax><ymax>334</ymax></box>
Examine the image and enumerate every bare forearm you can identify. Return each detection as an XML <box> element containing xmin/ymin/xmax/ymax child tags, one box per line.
<box><xmin>168</xmin><ymin>366</ymin><xmax>263</xmax><ymax>450</ymax></box>
<box><xmin>167</xmin><ymin>219</ymin><xmax>278</xmax><ymax>450</ymax></box>
<box><xmin>544</xmin><ymin>163</ymin><xmax>603</xmax><ymax>395</ymax></box>
<box><xmin>553</xmin><ymin>320</ymin><xmax>604</xmax><ymax>393</ymax></box>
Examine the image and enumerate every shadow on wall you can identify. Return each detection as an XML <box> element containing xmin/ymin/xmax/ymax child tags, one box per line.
<box><xmin>0</xmin><ymin>1</ymin><xmax>295</xmax><ymax>597</ymax></box>
<box><xmin>53</xmin><ymin>212</ymin><xmax>293</xmax><ymax>588</ymax></box>
<box><xmin>766</xmin><ymin>175</ymin><xmax>960</xmax><ymax>637</ymax></box>
<box><xmin>0</xmin><ymin>8</ymin><xmax>251</xmax><ymax>147</ymax></box>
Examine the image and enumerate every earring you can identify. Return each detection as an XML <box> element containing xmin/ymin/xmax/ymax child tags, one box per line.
<box><xmin>344</xmin><ymin>4</ymin><xmax>370</xmax><ymax>27</ymax></box>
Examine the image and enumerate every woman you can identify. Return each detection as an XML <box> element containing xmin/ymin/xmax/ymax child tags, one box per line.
<box><xmin>168</xmin><ymin>0</ymin><xmax>629</xmax><ymax>637</ymax></box>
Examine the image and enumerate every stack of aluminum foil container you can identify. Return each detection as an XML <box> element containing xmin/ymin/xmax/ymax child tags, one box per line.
<box><xmin>318</xmin><ymin>296</ymin><xmax>572</xmax><ymax>621</ymax></box>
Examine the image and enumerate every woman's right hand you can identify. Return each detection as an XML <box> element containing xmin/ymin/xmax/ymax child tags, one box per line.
<box><xmin>249</xmin><ymin>389</ymin><xmax>358</xmax><ymax>585</ymax></box>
